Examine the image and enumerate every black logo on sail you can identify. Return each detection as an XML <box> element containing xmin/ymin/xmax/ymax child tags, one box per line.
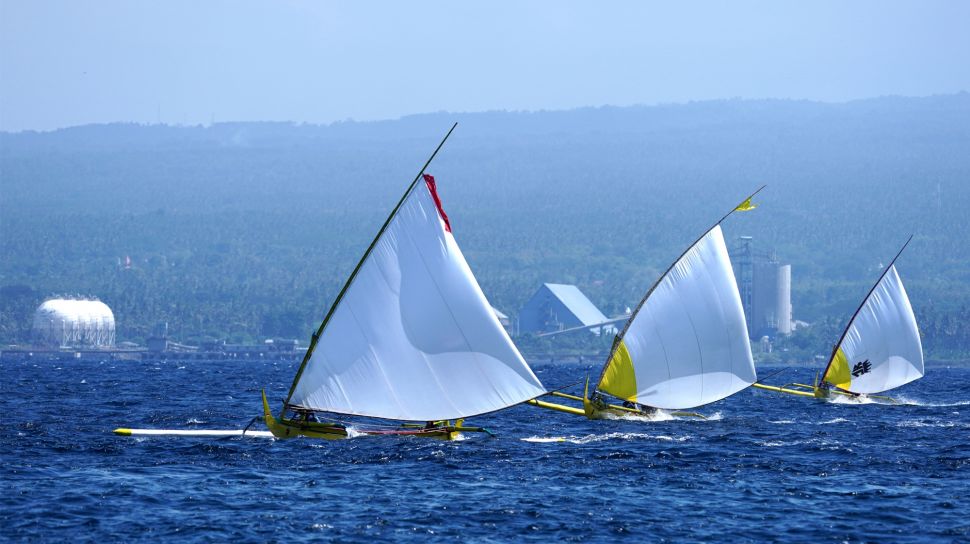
<box><xmin>851</xmin><ymin>360</ymin><xmax>872</xmax><ymax>377</ymax></box>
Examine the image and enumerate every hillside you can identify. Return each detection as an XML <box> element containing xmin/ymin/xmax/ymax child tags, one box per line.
<box><xmin>2</xmin><ymin>95</ymin><xmax>969</xmax><ymax>359</ymax></box>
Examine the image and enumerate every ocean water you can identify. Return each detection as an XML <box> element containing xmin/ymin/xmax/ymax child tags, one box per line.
<box><xmin>2</xmin><ymin>359</ymin><xmax>968</xmax><ymax>542</ymax></box>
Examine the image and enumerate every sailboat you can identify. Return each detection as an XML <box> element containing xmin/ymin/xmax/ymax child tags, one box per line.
<box><xmin>753</xmin><ymin>237</ymin><xmax>923</xmax><ymax>402</ymax></box>
<box><xmin>530</xmin><ymin>189</ymin><xmax>762</xmax><ymax>419</ymax></box>
<box><xmin>262</xmin><ymin>124</ymin><xmax>547</xmax><ymax>440</ymax></box>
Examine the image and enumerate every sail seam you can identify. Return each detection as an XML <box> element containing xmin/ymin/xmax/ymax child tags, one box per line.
<box><xmin>646</xmin><ymin>303</ymin><xmax>674</xmax><ymax>407</ymax></box>
<box><xmin>397</xmin><ymin>189</ymin><xmax>487</xmax><ymax>416</ymax></box>
<box><xmin>346</xmin><ymin>299</ymin><xmax>409</xmax><ymax>417</ymax></box>
<box><xmin>674</xmin><ymin>265</ymin><xmax>707</xmax><ymax>407</ymax></box>
<box><xmin>706</xmin><ymin>229</ymin><xmax>741</xmax><ymax>400</ymax></box>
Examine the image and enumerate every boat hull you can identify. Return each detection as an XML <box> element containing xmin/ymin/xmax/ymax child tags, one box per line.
<box><xmin>262</xmin><ymin>391</ymin><xmax>479</xmax><ymax>440</ymax></box>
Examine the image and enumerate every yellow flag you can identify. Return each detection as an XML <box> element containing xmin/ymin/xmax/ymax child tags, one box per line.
<box><xmin>735</xmin><ymin>197</ymin><xmax>757</xmax><ymax>212</ymax></box>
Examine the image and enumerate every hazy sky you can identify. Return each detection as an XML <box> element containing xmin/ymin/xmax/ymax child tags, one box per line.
<box><xmin>2</xmin><ymin>1</ymin><xmax>968</xmax><ymax>131</ymax></box>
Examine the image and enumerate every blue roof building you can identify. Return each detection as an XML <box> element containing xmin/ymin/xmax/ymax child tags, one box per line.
<box><xmin>517</xmin><ymin>283</ymin><xmax>616</xmax><ymax>336</ymax></box>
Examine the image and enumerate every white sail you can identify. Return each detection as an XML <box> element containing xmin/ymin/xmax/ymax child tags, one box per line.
<box><xmin>597</xmin><ymin>225</ymin><xmax>756</xmax><ymax>409</ymax></box>
<box><xmin>289</xmin><ymin>176</ymin><xmax>546</xmax><ymax>421</ymax></box>
<box><xmin>823</xmin><ymin>265</ymin><xmax>923</xmax><ymax>394</ymax></box>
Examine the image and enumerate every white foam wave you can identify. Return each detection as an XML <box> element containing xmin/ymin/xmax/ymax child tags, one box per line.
<box><xmin>186</xmin><ymin>418</ymin><xmax>205</xmax><ymax>425</ymax></box>
<box><xmin>818</xmin><ymin>417</ymin><xmax>849</xmax><ymax>425</ymax></box>
<box><xmin>604</xmin><ymin>410</ymin><xmax>675</xmax><ymax>422</ymax></box>
<box><xmin>757</xmin><ymin>437</ymin><xmax>844</xmax><ymax>448</ymax></box>
<box><xmin>769</xmin><ymin>419</ymin><xmax>795</xmax><ymax>425</ymax></box>
<box><xmin>602</xmin><ymin>409</ymin><xmax>716</xmax><ymax>422</ymax></box>
<box><xmin>895</xmin><ymin>419</ymin><xmax>961</xmax><ymax>428</ymax></box>
<box><xmin>521</xmin><ymin>432</ymin><xmax>690</xmax><ymax>444</ymax></box>
<box><xmin>827</xmin><ymin>395</ymin><xmax>879</xmax><ymax>405</ymax></box>
<box><xmin>892</xmin><ymin>396</ymin><xmax>970</xmax><ymax>407</ymax></box>
<box><xmin>521</xmin><ymin>437</ymin><xmax>567</xmax><ymax>443</ymax></box>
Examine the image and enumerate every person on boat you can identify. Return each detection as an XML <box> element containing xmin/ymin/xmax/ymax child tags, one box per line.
<box><xmin>295</xmin><ymin>409</ymin><xmax>320</xmax><ymax>423</ymax></box>
<box><xmin>590</xmin><ymin>393</ymin><xmax>609</xmax><ymax>412</ymax></box>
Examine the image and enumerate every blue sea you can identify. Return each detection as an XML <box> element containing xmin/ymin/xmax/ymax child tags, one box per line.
<box><xmin>3</xmin><ymin>359</ymin><xmax>968</xmax><ymax>542</ymax></box>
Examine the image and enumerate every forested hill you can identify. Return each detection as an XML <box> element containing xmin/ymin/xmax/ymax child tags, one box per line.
<box><xmin>2</xmin><ymin>94</ymin><xmax>969</xmax><ymax>359</ymax></box>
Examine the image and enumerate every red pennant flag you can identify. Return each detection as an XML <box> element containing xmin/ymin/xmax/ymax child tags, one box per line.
<box><xmin>422</xmin><ymin>174</ymin><xmax>451</xmax><ymax>233</ymax></box>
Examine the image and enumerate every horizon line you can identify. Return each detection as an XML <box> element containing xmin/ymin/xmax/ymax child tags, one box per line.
<box><xmin>2</xmin><ymin>91</ymin><xmax>967</xmax><ymax>135</ymax></box>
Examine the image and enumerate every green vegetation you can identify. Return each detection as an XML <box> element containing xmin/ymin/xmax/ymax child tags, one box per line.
<box><xmin>2</xmin><ymin>95</ymin><xmax>969</xmax><ymax>360</ymax></box>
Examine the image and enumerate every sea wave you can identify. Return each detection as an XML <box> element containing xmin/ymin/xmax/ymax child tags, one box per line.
<box><xmin>893</xmin><ymin>396</ymin><xmax>970</xmax><ymax>407</ymax></box>
<box><xmin>521</xmin><ymin>432</ymin><xmax>691</xmax><ymax>444</ymax></box>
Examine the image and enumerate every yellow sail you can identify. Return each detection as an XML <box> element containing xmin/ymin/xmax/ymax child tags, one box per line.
<box><xmin>598</xmin><ymin>340</ymin><xmax>638</xmax><ymax>402</ymax></box>
<box><xmin>823</xmin><ymin>347</ymin><xmax>852</xmax><ymax>390</ymax></box>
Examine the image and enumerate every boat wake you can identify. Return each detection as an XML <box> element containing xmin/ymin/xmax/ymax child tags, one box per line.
<box><xmin>891</xmin><ymin>397</ymin><xmax>970</xmax><ymax>407</ymax></box>
<box><xmin>601</xmin><ymin>410</ymin><xmax>720</xmax><ymax>422</ymax></box>
<box><xmin>604</xmin><ymin>410</ymin><xmax>676</xmax><ymax>422</ymax></box>
<box><xmin>521</xmin><ymin>432</ymin><xmax>691</xmax><ymax>444</ymax></box>
<box><xmin>826</xmin><ymin>395</ymin><xmax>883</xmax><ymax>405</ymax></box>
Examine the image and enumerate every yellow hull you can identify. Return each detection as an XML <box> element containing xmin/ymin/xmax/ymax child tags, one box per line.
<box><xmin>261</xmin><ymin>391</ymin><xmax>481</xmax><ymax>440</ymax></box>
<box><xmin>262</xmin><ymin>391</ymin><xmax>348</xmax><ymax>439</ymax></box>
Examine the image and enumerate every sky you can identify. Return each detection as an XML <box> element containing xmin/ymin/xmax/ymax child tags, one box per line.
<box><xmin>1</xmin><ymin>1</ymin><xmax>968</xmax><ymax>132</ymax></box>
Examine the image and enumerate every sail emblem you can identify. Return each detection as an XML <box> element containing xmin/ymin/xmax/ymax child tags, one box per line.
<box><xmin>851</xmin><ymin>360</ymin><xmax>872</xmax><ymax>377</ymax></box>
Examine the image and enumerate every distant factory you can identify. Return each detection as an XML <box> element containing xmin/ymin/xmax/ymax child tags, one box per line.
<box><xmin>7</xmin><ymin>245</ymin><xmax>796</xmax><ymax>363</ymax></box>
<box><xmin>733</xmin><ymin>236</ymin><xmax>795</xmax><ymax>339</ymax></box>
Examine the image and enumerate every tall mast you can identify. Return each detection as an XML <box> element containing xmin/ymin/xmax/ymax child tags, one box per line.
<box><xmin>283</xmin><ymin>123</ymin><xmax>458</xmax><ymax>407</ymax></box>
<box><xmin>818</xmin><ymin>235</ymin><xmax>914</xmax><ymax>385</ymax></box>
<box><xmin>595</xmin><ymin>185</ymin><xmax>766</xmax><ymax>391</ymax></box>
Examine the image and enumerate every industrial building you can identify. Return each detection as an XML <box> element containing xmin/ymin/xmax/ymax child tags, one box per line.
<box><xmin>733</xmin><ymin>236</ymin><xmax>793</xmax><ymax>339</ymax></box>
<box><xmin>31</xmin><ymin>298</ymin><xmax>116</xmax><ymax>348</ymax></box>
<box><xmin>517</xmin><ymin>283</ymin><xmax>616</xmax><ymax>336</ymax></box>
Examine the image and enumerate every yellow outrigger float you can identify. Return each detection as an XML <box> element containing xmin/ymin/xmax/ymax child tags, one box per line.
<box><xmin>752</xmin><ymin>236</ymin><xmax>923</xmax><ymax>403</ymax></box>
<box><xmin>531</xmin><ymin>189</ymin><xmax>763</xmax><ymax>420</ymax></box>
<box><xmin>262</xmin><ymin>124</ymin><xmax>547</xmax><ymax>441</ymax></box>
<box><xmin>750</xmin><ymin>376</ymin><xmax>898</xmax><ymax>403</ymax></box>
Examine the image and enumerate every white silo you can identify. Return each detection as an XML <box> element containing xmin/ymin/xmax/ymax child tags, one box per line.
<box><xmin>776</xmin><ymin>265</ymin><xmax>792</xmax><ymax>335</ymax></box>
<box><xmin>32</xmin><ymin>299</ymin><xmax>116</xmax><ymax>348</ymax></box>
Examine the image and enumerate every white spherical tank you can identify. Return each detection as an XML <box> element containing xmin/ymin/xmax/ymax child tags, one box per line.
<box><xmin>32</xmin><ymin>299</ymin><xmax>116</xmax><ymax>348</ymax></box>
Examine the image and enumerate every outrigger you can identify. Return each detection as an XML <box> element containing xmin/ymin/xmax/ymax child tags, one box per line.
<box><xmin>750</xmin><ymin>373</ymin><xmax>898</xmax><ymax>403</ymax></box>
<box><xmin>752</xmin><ymin>236</ymin><xmax>923</xmax><ymax>403</ymax></box>
<box><xmin>531</xmin><ymin>189</ymin><xmax>763</xmax><ymax>420</ymax></box>
<box><xmin>527</xmin><ymin>378</ymin><xmax>706</xmax><ymax>419</ymax></box>
<box><xmin>261</xmin><ymin>123</ymin><xmax>547</xmax><ymax>441</ymax></box>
